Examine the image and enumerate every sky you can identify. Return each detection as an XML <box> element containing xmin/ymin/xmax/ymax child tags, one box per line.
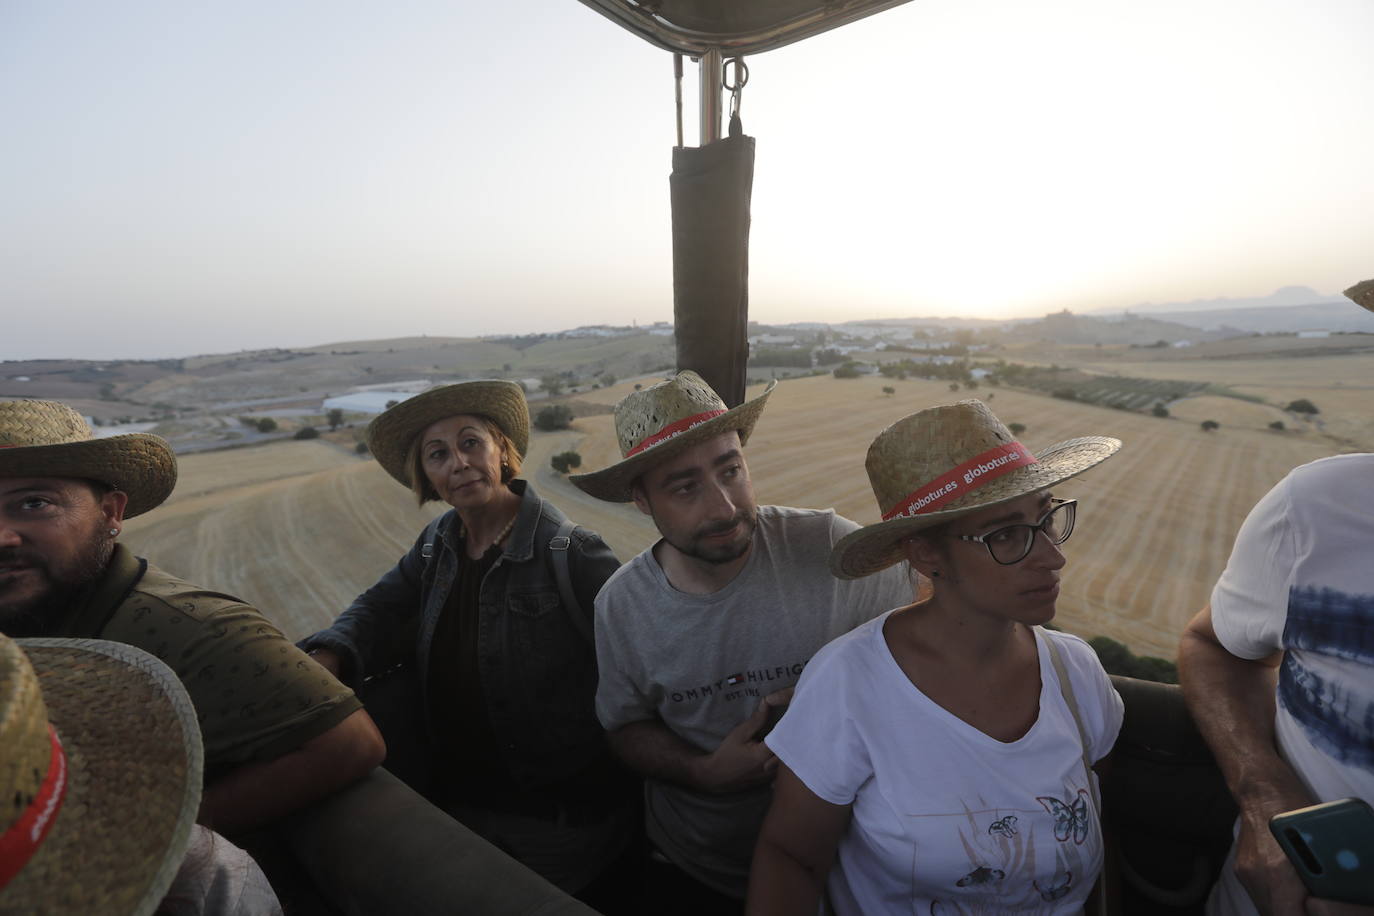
<box><xmin>3</xmin><ymin>0</ymin><xmax>1372</xmax><ymax>360</ymax></box>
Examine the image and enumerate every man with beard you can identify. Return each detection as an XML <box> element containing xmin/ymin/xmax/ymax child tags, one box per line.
<box><xmin>0</xmin><ymin>399</ymin><xmax>385</xmax><ymax>834</ymax></box>
<box><xmin>570</xmin><ymin>372</ymin><xmax>909</xmax><ymax>911</ymax></box>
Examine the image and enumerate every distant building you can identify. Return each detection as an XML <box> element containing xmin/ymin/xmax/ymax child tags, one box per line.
<box><xmin>322</xmin><ymin>391</ymin><xmax>419</xmax><ymax>414</ymax></box>
<box><xmin>562</xmin><ymin>326</ymin><xmax>634</xmax><ymax>338</ymax></box>
<box><xmin>349</xmin><ymin>379</ymin><xmax>433</xmax><ymax>393</ymax></box>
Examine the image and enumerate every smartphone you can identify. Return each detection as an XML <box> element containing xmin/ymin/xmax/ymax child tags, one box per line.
<box><xmin>1269</xmin><ymin>797</ymin><xmax>1374</xmax><ymax>906</ymax></box>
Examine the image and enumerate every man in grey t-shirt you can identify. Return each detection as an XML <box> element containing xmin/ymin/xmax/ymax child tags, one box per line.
<box><xmin>570</xmin><ymin>372</ymin><xmax>911</xmax><ymax>906</ymax></box>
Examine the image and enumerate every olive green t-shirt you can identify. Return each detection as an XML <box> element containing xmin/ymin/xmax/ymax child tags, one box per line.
<box><xmin>56</xmin><ymin>545</ymin><xmax>361</xmax><ymax>779</ymax></box>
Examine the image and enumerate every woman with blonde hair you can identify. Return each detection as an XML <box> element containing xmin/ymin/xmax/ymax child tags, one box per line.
<box><xmin>747</xmin><ymin>400</ymin><xmax>1124</xmax><ymax>915</ymax></box>
<box><xmin>301</xmin><ymin>381</ymin><xmax>633</xmax><ymax>901</ymax></box>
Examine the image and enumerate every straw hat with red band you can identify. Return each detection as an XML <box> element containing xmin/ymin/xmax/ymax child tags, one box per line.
<box><xmin>830</xmin><ymin>400</ymin><xmax>1122</xmax><ymax>580</ymax></box>
<box><xmin>0</xmin><ymin>400</ymin><xmax>177</xmax><ymax>518</ymax></box>
<box><xmin>569</xmin><ymin>370</ymin><xmax>776</xmax><ymax>503</ymax></box>
<box><xmin>0</xmin><ymin>635</ymin><xmax>202</xmax><ymax>915</ymax></box>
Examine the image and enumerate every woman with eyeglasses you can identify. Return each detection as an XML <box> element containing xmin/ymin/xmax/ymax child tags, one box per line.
<box><xmin>746</xmin><ymin>400</ymin><xmax>1125</xmax><ymax>915</ymax></box>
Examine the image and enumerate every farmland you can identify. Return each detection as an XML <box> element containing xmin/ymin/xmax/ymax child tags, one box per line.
<box><xmin>122</xmin><ymin>371</ymin><xmax>1350</xmax><ymax>660</ymax></box>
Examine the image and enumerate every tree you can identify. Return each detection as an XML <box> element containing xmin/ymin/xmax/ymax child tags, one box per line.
<box><xmin>355</xmin><ymin>441</ymin><xmax>369</xmax><ymax>455</ymax></box>
<box><xmin>1200</xmin><ymin>420</ymin><xmax>1219</xmax><ymax>432</ymax></box>
<box><xmin>948</xmin><ymin>383</ymin><xmax>960</xmax><ymax>392</ymax></box>
<box><xmin>832</xmin><ymin>363</ymin><xmax>861</xmax><ymax>379</ymax></box>
<box><xmin>534</xmin><ymin>405</ymin><xmax>574</xmax><ymax>431</ymax></box>
<box><xmin>550</xmin><ymin>451</ymin><xmax>582</xmax><ymax>474</ymax></box>
<box><xmin>1008</xmin><ymin>422</ymin><xmax>1027</xmax><ymax>436</ymax></box>
<box><xmin>881</xmin><ymin>386</ymin><xmax>895</xmax><ymax>397</ymax></box>
<box><xmin>541</xmin><ymin>375</ymin><xmax>564</xmax><ymax>396</ymax></box>
<box><xmin>1285</xmin><ymin>398</ymin><xmax>1319</xmax><ymax>415</ymax></box>
<box><xmin>255</xmin><ymin>417</ymin><xmax>278</xmax><ymax>433</ymax></box>
<box><xmin>326</xmin><ymin>408</ymin><xmax>344</xmax><ymax>431</ymax></box>
<box><xmin>385</xmin><ymin>399</ymin><xmax>399</xmax><ymax>409</ymax></box>
<box><xmin>294</xmin><ymin>425</ymin><xmax>320</xmax><ymax>439</ymax></box>
<box><xmin>963</xmin><ymin>380</ymin><xmax>979</xmax><ymax>390</ymax></box>
<box><xmin>1269</xmin><ymin>420</ymin><xmax>1285</xmax><ymax>431</ymax></box>
<box><xmin>1151</xmin><ymin>403</ymin><xmax>1169</xmax><ymax>418</ymax></box>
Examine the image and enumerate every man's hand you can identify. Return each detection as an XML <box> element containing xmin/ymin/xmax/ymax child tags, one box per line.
<box><xmin>695</xmin><ymin>687</ymin><xmax>794</xmax><ymax>794</ymax></box>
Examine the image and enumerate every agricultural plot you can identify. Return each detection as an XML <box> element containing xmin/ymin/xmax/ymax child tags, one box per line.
<box><xmin>1005</xmin><ymin>370</ymin><xmax>1210</xmax><ymax>411</ymax></box>
<box><xmin>1064</xmin><ymin>353</ymin><xmax>1374</xmax><ymax>451</ymax></box>
<box><xmin>123</xmin><ymin>373</ymin><xmax>1348</xmax><ymax>659</ymax></box>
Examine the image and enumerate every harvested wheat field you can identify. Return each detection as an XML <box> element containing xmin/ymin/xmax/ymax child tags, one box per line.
<box><xmin>125</xmin><ymin>374</ymin><xmax>1347</xmax><ymax>659</ymax></box>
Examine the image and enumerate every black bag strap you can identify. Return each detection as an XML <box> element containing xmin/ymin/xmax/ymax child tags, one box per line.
<box><xmin>419</xmin><ymin>514</ymin><xmax>445</xmax><ymax>583</ymax></box>
<box><xmin>549</xmin><ymin>519</ymin><xmax>594</xmax><ymax>647</ymax></box>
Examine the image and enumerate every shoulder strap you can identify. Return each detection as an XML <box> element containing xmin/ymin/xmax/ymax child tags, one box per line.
<box><xmin>1040</xmin><ymin>627</ymin><xmax>1100</xmax><ymax>811</ymax></box>
<box><xmin>549</xmin><ymin>519</ymin><xmax>594</xmax><ymax>647</ymax></box>
<box><xmin>419</xmin><ymin>514</ymin><xmax>445</xmax><ymax>582</ymax></box>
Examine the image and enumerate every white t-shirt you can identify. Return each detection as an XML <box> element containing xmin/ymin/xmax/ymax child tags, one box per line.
<box><xmin>1206</xmin><ymin>453</ymin><xmax>1374</xmax><ymax>916</ymax></box>
<box><xmin>766</xmin><ymin>615</ymin><xmax>1123</xmax><ymax>915</ymax></box>
<box><xmin>594</xmin><ymin>505</ymin><xmax>913</xmax><ymax>898</ymax></box>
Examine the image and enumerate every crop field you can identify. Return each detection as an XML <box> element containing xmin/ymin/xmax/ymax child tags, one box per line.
<box><xmin>121</xmin><ymin>371</ymin><xmax>1350</xmax><ymax>660</ymax></box>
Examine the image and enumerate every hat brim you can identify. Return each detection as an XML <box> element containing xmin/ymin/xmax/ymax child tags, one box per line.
<box><xmin>569</xmin><ymin>380</ymin><xmax>776</xmax><ymax>502</ymax></box>
<box><xmin>830</xmin><ymin>436</ymin><xmax>1123</xmax><ymax>579</ymax></box>
<box><xmin>1344</xmin><ymin>278</ymin><xmax>1374</xmax><ymax>313</ymax></box>
<box><xmin>9</xmin><ymin>639</ymin><xmax>203</xmax><ymax>916</ymax></box>
<box><xmin>366</xmin><ymin>381</ymin><xmax>531</xmax><ymax>489</ymax></box>
<box><xmin>0</xmin><ymin>435</ymin><xmax>177</xmax><ymax>518</ymax></box>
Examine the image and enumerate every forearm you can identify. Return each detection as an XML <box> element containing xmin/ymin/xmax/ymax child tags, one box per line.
<box><xmin>202</xmin><ymin>708</ymin><xmax>386</xmax><ymax>834</ymax></box>
<box><xmin>1177</xmin><ymin>621</ymin><xmax>1310</xmax><ymax>817</ymax></box>
<box><xmin>606</xmin><ymin>719</ymin><xmax>710</xmax><ymax>791</ymax></box>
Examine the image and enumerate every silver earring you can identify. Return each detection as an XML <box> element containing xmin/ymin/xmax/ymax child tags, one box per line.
<box><xmin>109</xmin><ymin>528</ymin><xmax>120</xmax><ymax>537</ymax></box>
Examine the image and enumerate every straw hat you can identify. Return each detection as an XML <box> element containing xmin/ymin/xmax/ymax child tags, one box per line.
<box><xmin>569</xmin><ymin>371</ymin><xmax>776</xmax><ymax>502</ymax></box>
<box><xmin>1345</xmin><ymin>278</ymin><xmax>1374</xmax><ymax>312</ymax></box>
<box><xmin>366</xmin><ymin>381</ymin><xmax>530</xmax><ymax>489</ymax></box>
<box><xmin>0</xmin><ymin>401</ymin><xmax>176</xmax><ymax>518</ymax></box>
<box><xmin>0</xmin><ymin>635</ymin><xmax>202</xmax><ymax>915</ymax></box>
<box><xmin>830</xmin><ymin>400</ymin><xmax>1122</xmax><ymax>579</ymax></box>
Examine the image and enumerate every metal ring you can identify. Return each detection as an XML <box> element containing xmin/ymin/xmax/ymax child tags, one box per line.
<box><xmin>723</xmin><ymin>57</ymin><xmax>749</xmax><ymax>92</ymax></box>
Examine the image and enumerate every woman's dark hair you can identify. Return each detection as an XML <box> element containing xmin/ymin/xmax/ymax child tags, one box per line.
<box><xmin>405</xmin><ymin>415</ymin><xmax>522</xmax><ymax>505</ymax></box>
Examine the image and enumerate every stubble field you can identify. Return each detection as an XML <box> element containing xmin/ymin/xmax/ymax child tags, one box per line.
<box><xmin>121</xmin><ymin>371</ymin><xmax>1354</xmax><ymax>659</ymax></box>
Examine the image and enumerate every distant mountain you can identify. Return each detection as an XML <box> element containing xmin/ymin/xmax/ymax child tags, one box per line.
<box><xmin>1094</xmin><ymin>306</ymin><xmax>1373</xmax><ymax>335</ymax></box>
<box><xmin>1098</xmin><ymin>286</ymin><xmax>1346</xmax><ymax>315</ymax></box>
<box><xmin>1002</xmin><ymin>310</ymin><xmax>1234</xmax><ymax>345</ymax></box>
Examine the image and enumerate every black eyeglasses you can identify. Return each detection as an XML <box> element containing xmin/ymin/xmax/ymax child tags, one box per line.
<box><xmin>956</xmin><ymin>498</ymin><xmax>1077</xmax><ymax>566</ymax></box>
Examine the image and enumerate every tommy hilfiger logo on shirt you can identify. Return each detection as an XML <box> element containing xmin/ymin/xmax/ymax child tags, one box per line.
<box><xmin>669</xmin><ymin>662</ymin><xmax>806</xmax><ymax>704</ymax></box>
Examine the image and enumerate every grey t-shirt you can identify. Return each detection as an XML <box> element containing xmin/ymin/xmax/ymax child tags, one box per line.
<box><xmin>594</xmin><ymin>505</ymin><xmax>913</xmax><ymax>898</ymax></box>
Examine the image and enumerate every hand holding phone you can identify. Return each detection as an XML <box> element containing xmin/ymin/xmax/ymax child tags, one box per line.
<box><xmin>1269</xmin><ymin>798</ymin><xmax>1374</xmax><ymax>907</ymax></box>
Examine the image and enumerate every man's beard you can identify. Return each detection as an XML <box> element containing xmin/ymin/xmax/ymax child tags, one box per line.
<box><xmin>0</xmin><ymin>531</ymin><xmax>114</xmax><ymax>637</ymax></box>
<box><xmin>676</xmin><ymin>509</ymin><xmax>757</xmax><ymax>566</ymax></box>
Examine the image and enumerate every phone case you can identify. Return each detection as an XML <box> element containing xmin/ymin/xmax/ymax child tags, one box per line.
<box><xmin>1269</xmin><ymin>797</ymin><xmax>1374</xmax><ymax>906</ymax></box>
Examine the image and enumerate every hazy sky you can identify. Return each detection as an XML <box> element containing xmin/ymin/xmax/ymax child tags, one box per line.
<box><xmin>3</xmin><ymin>0</ymin><xmax>1372</xmax><ymax>360</ymax></box>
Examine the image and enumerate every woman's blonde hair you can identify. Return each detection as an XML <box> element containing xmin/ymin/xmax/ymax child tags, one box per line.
<box><xmin>405</xmin><ymin>414</ymin><xmax>523</xmax><ymax>505</ymax></box>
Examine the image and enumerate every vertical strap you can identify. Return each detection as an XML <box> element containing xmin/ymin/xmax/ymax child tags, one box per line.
<box><xmin>549</xmin><ymin>519</ymin><xmax>594</xmax><ymax>647</ymax></box>
<box><xmin>1040</xmin><ymin>627</ymin><xmax>1100</xmax><ymax>811</ymax></box>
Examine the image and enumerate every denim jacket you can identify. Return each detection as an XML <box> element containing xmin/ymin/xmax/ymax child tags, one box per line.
<box><xmin>302</xmin><ymin>479</ymin><xmax>621</xmax><ymax>791</ymax></box>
